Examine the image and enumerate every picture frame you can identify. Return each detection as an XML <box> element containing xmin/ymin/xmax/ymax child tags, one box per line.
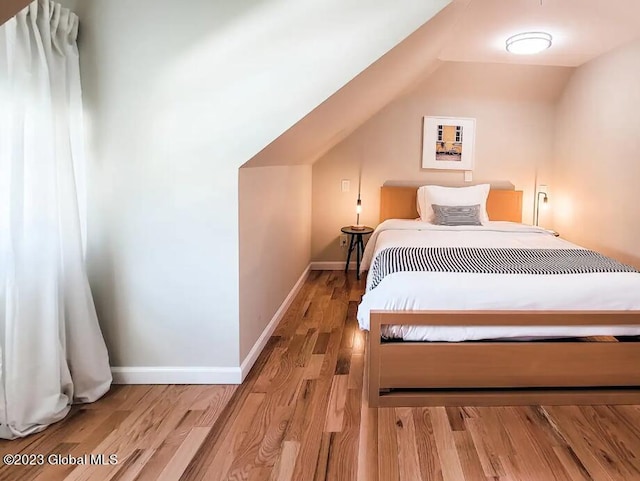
<box><xmin>422</xmin><ymin>116</ymin><xmax>476</xmax><ymax>171</ymax></box>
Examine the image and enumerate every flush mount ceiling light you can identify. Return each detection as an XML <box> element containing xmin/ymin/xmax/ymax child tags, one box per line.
<box><xmin>505</xmin><ymin>32</ymin><xmax>552</xmax><ymax>55</ymax></box>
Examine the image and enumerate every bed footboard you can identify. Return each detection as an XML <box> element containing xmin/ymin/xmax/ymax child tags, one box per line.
<box><xmin>367</xmin><ymin>310</ymin><xmax>640</xmax><ymax>407</ymax></box>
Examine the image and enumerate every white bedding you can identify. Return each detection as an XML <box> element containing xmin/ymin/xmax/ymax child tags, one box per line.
<box><xmin>356</xmin><ymin>220</ymin><xmax>640</xmax><ymax>341</ymax></box>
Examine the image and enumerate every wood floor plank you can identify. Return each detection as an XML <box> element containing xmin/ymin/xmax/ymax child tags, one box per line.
<box><xmin>247</xmin><ymin>466</ymin><xmax>272</xmax><ymax>481</ymax></box>
<box><xmin>495</xmin><ymin>407</ymin><xmax>573</xmax><ymax>481</ymax></box>
<box><xmin>178</xmin><ymin>336</ymin><xmax>279</xmax><ymax>481</ymax></box>
<box><xmin>253</xmin><ymin>347</ymin><xmax>287</xmax><ymax>393</ymax></box>
<box><xmin>295</xmin><ymin>329</ymin><xmax>319</xmax><ymax>368</ymax></box>
<box><xmin>199</xmin><ymin>392</ymin><xmax>266</xmax><ymax>481</ymax></box>
<box><xmin>589</xmin><ymin>405</ymin><xmax>640</xmax><ymax>476</ymax></box>
<box><xmin>339</xmin><ymin>314</ymin><xmax>356</xmax><ymax>351</ymax></box>
<box><xmin>81</xmin><ymin>386</ymin><xmax>151</xmax><ymax>412</ymax></box>
<box><xmin>445</xmin><ymin>407</ymin><xmax>466</xmax><ymax>432</ymax></box>
<box><xmin>283</xmin><ymin>380</ymin><xmax>315</xmax><ymax>443</ymax></box>
<box><xmin>65</xmin><ymin>388</ymin><xmax>196</xmax><ymax>481</ymax></box>
<box><xmin>289</xmin><ymin>379</ymin><xmax>332</xmax><ymax>480</ymax></box>
<box><xmin>132</xmin><ymin>411</ymin><xmax>204</xmax><ymax>481</ymax></box>
<box><xmin>357</xmin><ymin>378</ymin><xmax>378</xmax><ymax>481</ymax></box>
<box><xmin>223</xmin><ymin>324</ymin><xmax>304</xmax><ymax>478</ymax></box>
<box><xmin>193</xmin><ymin>386</ymin><xmax>236</xmax><ymax>427</ymax></box>
<box><xmin>109</xmin><ymin>448</ymin><xmax>155</xmax><ymax>481</ymax></box>
<box><xmin>318</xmin><ymin>329</ymin><xmax>343</xmax><ymax>379</ymax></box>
<box><xmin>430</xmin><ymin>407</ymin><xmax>465</xmax><ymax>481</ymax></box>
<box><xmin>538</xmin><ymin>406</ymin><xmax>618</xmax><ymax>481</ymax></box>
<box><xmin>326</xmin><ymin>386</ymin><xmax>361</xmax><ymax>481</ymax></box>
<box><xmin>464</xmin><ymin>417</ymin><xmax>504</xmax><ymax>478</ymax></box>
<box><xmin>270</xmin><ymin>441</ymin><xmax>299</xmax><ymax>481</ymax></box>
<box><xmin>412</xmin><ymin>408</ymin><xmax>444</xmax><ymax>481</ymax></box>
<box><xmin>220</xmin><ymin>393</ymin><xmax>280</xmax><ymax>480</ymax></box>
<box><xmin>313</xmin><ymin>333</ymin><xmax>330</xmax><ymax>355</ymax></box>
<box><xmin>276</xmin><ymin>275</ymin><xmax>318</xmax><ymax>338</ymax></box>
<box><xmin>609</xmin><ymin>405</ymin><xmax>640</xmax><ymax>438</ymax></box>
<box><xmin>452</xmin><ymin>430</ymin><xmax>488</xmax><ymax>481</ymax></box>
<box><xmin>1</xmin><ymin>271</ymin><xmax>639</xmax><ymax>481</ymax></box>
<box><xmin>377</xmin><ymin>408</ymin><xmax>400</xmax><ymax>481</ymax></box>
<box><xmin>334</xmin><ymin>348</ymin><xmax>352</xmax><ymax>376</ymax></box>
<box><xmin>324</xmin><ymin>375</ymin><xmax>349</xmax><ymax>433</ymax></box>
<box><xmin>291</xmin><ymin>319</ymin><xmax>342</xmax><ymax>479</ymax></box>
<box><xmin>155</xmin><ymin>427</ymin><xmax>211</xmax><ymax>481</ymax></box>
<box><xmin>64</xmin><ymin>409</ymin><xmax>114</xmax><ymax>444</ymax></box>
<box><xmin>255</xmin><ymin>406</ymin><xmax>293</xmax><ymax>468</ymax></box>
<box><xmin>351</xmin><ymin>327</ymin><xmax>366</xmax><ymax>356</ymax></box>
<box><xmin>394</xmin><ymin>408</ymin><xmax>423</xmax><ymax>481</ymax></box>
<box><xmin>312</xmin><ymin>433</ymin><xmax>332</xmax><ymax>481</ymax></box>
<box><xmin>304</xmin><ymin>354</ymin><xmax>324</xmax><ymax>380</ymax></box>
<box><xmin>347</xmin><ymin>354</ymin><xmax>364</xmax><ymax>390</ymax></box>
<box><xmin>553</xmin><ymin>446</ymin><xmax>594</xmax><ymax>481</ymax></box>
<box><xmin>474</xmin><ymin>407</ymin><xmax>516</xmax><ymax>458</ymax></box>
<box><xmin>573</xmin><ymin>406</ymin><xmax>640</xmax><ymax>479</ymax></box>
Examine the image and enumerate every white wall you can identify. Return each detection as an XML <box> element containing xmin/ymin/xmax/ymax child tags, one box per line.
<box><xmin>245</xmin><ymin>0</ymin><xmax>460</xmax><ymax>168</ymax></box>
<box><xmin>239</xmin><ymin>166</ymin><xmax>312</xmax><ymax>362</ymax></box>
<box><xmin>312</xmin><ymin>62</ymin><xmax>572</xmax><ymax>262</ymax></box>
<box><xmin>553</xmin><ymin>38</ymin><xmax>640</xmax><ymax>266</ymax></box>
<box><xmin>67</xmin><ymin>0</ymin><xmax>448</xmax><ymax>377</ymax></box>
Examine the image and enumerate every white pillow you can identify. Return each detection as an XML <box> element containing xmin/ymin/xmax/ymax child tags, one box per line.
<box><xmin>417</xmin><ymin>184</ymin><xmax>490</xmax><ymax>223</ymax></box>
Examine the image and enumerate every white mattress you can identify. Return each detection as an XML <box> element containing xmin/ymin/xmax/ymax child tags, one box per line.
<box><xmin>356</xmin><ymin>220</ymin><xmax>640</xmax><ymax>341</ymax></box>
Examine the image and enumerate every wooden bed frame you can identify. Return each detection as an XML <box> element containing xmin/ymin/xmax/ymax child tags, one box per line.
<box><xmin>368</xmin><ymin>186</ymin><xmax>640</xmax><ymax>407</ymax></box>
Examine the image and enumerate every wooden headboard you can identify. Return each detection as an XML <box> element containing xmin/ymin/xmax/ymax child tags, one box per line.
<box><xmin>380</xmin><ymin>186</ymin><xmax>523</xmax><ymax>223</ymax></box>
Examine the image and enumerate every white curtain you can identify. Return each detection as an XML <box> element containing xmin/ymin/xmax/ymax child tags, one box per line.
<box><xmin>0</xmin><ymin>0</ymin><xmax>111</xmax><ymax>439</ymax></box>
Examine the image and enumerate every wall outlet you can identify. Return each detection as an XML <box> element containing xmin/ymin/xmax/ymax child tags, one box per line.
<box><xmin>339</xmin><ymin>234</ymin><xmax>348</xmax><ymax>247</ymax></box>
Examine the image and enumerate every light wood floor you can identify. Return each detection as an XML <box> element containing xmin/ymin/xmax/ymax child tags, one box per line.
<box><xmin>2</xmin><ymin>270</ymin><xmax>640</xmax><ymax>481</ymax></box>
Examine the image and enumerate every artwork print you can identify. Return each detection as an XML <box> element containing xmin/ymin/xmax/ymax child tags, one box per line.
<box><xmin>422</xmin><ymin>117</ymin><xmax>476</xmax><ymax>171</ymax></box>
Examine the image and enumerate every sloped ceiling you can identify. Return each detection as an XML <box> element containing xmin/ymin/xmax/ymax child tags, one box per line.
<box><xmin>246</xmin><ymin>0</ymin><xmax>640</xmax><ymax>168</ymax></box>
<box><xmin>0</xmin><ymin>0</ymin><xmax>32</xmax><ymax>25</ymax></box>
<box><xmin>439</xmin><ymin>0</ymin><xmax>640</xmax><ymax>66</ymax></box>
<box><xmin>137</xmin><ymin>0</ymin><xmax>452</xmax><ymax>175</ymax></box>
<box><xmin>245</xmin><ymin>0</ymin><xmax>471</xmax><ymax>168</ymax></box>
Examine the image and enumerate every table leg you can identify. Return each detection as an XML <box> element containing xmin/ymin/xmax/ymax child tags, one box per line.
<box><xmin>356</xmin><ymin>234</ymin><xmax>363</xmax><ymax>280</ymax></box>
<box><xmin>345</xmin><ymin>234</ymin><xmax>355</xmax><ymax>273</ymax></box>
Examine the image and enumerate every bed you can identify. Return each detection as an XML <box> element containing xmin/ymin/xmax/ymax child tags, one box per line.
<box><xmin>360</xmin><ymin>185</ymin><xmax>640</xmax><ymax>407</ymax></box>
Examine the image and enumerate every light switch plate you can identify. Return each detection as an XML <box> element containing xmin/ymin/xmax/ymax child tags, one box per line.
<box><xmin>464</xmin><ymin>171</ymin><xmax>473</xmax><ymax>182</ymax></box>
<box><xmin>341</xmin><ymin>179</ymin><xmax>350</xmax><ymax>192</ymax></box>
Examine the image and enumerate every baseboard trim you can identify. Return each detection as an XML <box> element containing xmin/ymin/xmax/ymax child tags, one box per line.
<box><xmin>239</xmin><ymin>264</ymin><xmax>311</xmax><ymax>381</ymax></box>
<box><xmin>310</xmin><ymin>261</ymin><xmax>356</xmax><ymax>270</ymax></box>
<box><xmin>111</xmin><ymin>264</ymin><xmax>312</xmax><ymax>386</ymax></box>
<box><xmin>111</xmin><ymin>366</ymin><xmax>242</xmax><ymax>385</ymax></box>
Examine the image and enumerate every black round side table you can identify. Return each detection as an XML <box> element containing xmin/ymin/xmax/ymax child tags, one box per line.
<box><xmin>341</xmin><ymin>226</ymin><xmax>373</xmax><ymax>280</ymax></box>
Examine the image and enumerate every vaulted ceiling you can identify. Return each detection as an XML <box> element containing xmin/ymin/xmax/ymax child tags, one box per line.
<box><xmin>5</xmin><ymin>0</ymin><xmax>640</xmax><ymax>172</ymax></box>
<box><xmin>439</xmin><ymin>0</ymin><xmax>640</xmax><ymax>66</ymax></box>
<box><xmin>0</xmin><ymin>0</ymin><xmax>32</xmax><ymax>25</ymax></box>
<box><xmin>244</xmin><ymin>0</ymin><xmax>471</xmax><ymax>168</ymax></box>
<box><xmin>245</xmin><ymin>0</ymin><xmax>640</xmax><ymax>168</ymax></box>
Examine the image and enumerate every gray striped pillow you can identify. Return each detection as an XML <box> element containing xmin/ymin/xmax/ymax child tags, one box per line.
<box><xmin>431</xmin><ymin>204</ymin><xmax>482</xmax><ymax>226</ymax></box>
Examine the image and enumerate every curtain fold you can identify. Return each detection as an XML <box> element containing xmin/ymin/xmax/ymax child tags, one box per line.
<box><xmin>0</xmin><ymin>0</ymin><xmax>111</xmax><ymax>440</ymax></box>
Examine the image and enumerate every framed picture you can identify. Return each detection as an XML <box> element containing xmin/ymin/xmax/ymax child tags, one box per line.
<box><xmin>422</xmin><ymin>116</ymin><xmax>476</xmax><ymax>171</ymax></box>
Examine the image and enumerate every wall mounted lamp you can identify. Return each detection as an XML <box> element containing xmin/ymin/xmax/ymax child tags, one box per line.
<box><xmin>535</xmin><ymin>185</ymin><xmax>548</xmax><ymax>226</ymax></box>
